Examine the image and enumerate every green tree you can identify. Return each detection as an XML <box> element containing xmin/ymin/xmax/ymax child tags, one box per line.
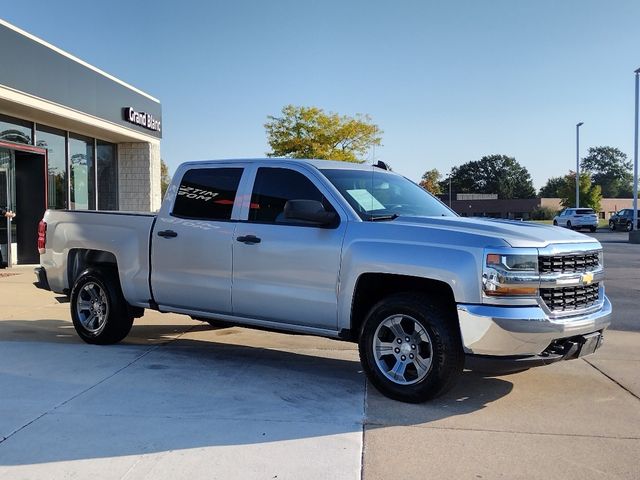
<box><xmin>160</xmin><ymin>159</ymin><xmax>171</xmax><ymax>198</ymax></box>
<box><xmin>419</xmin><ymin>168</ymin><xmax>442</xmax><ymax>195</ymax></box>
<box><xmin>559</xmin><ymin>171</ymin><xmax>602</xmax><ymax>212</ymax></box>
<box><xmin>539</xmin><ymin>176</ymin><xmax>565</xmax><ymax>198</ymax></box>
<box><xmin>580</xmin><ymin>146</ymin><xmax>632</xmax><ymax>198</ymax></box>
<box><xmin>265</xmin><ymin>105</ymin><xmax>382</xmax><ymax>163</ymax></box>
<box><xmin>447</xmin><ymin>154</ymin><xmax>536</xmax><ymax>199</ymax></box>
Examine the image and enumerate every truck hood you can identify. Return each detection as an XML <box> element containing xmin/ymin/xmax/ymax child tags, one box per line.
<box><xmin>392</xmin><ymin>215</ymin><xmax>597</xmax><ymax>248</ymax></box>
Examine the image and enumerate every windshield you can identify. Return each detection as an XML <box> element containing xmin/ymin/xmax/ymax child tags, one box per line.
<box><xmin>576</xmin><ymin>209</ymin><xmax>595</xmax><ymax>215</ymax></box>
<box><xmin>321</xmin><ymin>168</ymin><xmax>455</xmax><ymax>220</ymax></box>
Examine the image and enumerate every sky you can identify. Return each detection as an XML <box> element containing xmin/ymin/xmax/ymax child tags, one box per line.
<box><xmin>3</xmin><ymin>0</ymin><xmax>640</xmax><ymax>189</ymax></box>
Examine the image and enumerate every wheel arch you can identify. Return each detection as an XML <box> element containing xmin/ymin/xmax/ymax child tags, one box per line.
<box><xmin>346</xmin><ymin>273</ymin><xmax>458</xmax><ymax>341</ymax></box>
<box><xmin>68</xmin><ymin>249</ymin><xmax>144</xmax><ymax>318</ymax></box>
<box><xmin>67</xmin><ymin>248</ymin><xmax>119</xmax><ymax>290</ymax></box>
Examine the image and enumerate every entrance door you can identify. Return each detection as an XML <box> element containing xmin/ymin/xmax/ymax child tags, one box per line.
<box><xmin>0</xmin><ymin>145</ymin><xmax>47</xmax><ymax>266</ymax></box>
<box><xmin>14</xmin><ymin>150</ymin><xmax>46</xmax><ymax>264</ymax></box>
<box><xmin>0</xmin><ymin>148</ymin><xmax>15</xmax><ymax>268</ymax></box>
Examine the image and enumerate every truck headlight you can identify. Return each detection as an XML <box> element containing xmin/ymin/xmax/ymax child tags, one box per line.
<box><xmin>483</xmin><ymin>252</ymin><xmax>539</xmax><ymax>297</ymax></box>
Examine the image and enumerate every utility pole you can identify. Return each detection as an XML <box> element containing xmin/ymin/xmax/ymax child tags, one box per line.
<box><xmin>632</xmin><ymin>68</ymin><xmax>640</xmax><ymax>239</ymax></box>
<box><xmin>576</xmin><ymin>122</ymin><xmax>584</xmax><ymax>208</ymax></box>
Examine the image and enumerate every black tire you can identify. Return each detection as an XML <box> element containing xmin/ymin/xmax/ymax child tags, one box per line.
<box><xmin>609</xmin><ymin>221</ymin><xmax>616</xmax><ymax>231</ymax></box>
<box><xmin>553</xmin><ymin>220</ymin><xmax>558</xmax><ymax>226</ymax></box>
<box><xmin>358</xmin><ymin>293</ymin><xmax>463</xmax><ymax>403</ymax></box>
<box><xmin>590</xmin><ymin>226</ymin><xmax>597</xmax><ymax>232</ymax></box>
<box><xmin>566</xmin><ymin>220</ymin><xmax>572</xmax><ymax>229</ymax></box>
<box><xmin>70</xmin><ymin>269</ymin><xmax>134</xmax><ymax>345</ymax></box>
<box><xmin>626</xmin><ymin>221</ymin><xmax>633</xmax><ymax>232</ymax></box>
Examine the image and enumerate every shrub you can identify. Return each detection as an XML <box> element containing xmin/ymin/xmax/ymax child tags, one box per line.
<box><xmin>530</xmin><ymin>206</ymin><xmax>557</xmax><ymax>220</ymax></box>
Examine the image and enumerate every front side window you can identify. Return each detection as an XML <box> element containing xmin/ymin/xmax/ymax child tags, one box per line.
<box><xmin>322</xmin><ymin>168</ymin><xmax>454</xmax><ymax>220</ymax></box>
<box><xmin>249</xmin><ymin>167</ymin><xmax>334</xmax><ymax>223</ymax></box>
<box><xmin>172</xmin><ymin>167</ymin><xmax>243</xmax><ymax>220</ymax></box>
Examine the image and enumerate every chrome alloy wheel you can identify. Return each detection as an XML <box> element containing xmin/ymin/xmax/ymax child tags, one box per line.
<box><xmin>373</xmin><ymin>314</ymin><xmax>433</xmax><ymax>385</ymax></box>
<box><xmin>75</xmin><ymin>282</ymin><xmax>109</xmax><ymax>333</ymax></box>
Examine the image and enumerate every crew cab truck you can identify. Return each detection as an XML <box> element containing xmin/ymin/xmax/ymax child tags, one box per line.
<box><xmin>36</xmin><ymin>159</ymin><xmax>612</xmax><ymax>403</ymax></box>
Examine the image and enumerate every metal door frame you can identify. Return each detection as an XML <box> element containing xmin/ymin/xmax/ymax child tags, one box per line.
<box><xmin>0</xmin><ymin>141</ymin><xmax>48</xmax><ymax>267</ymax></box>
<box><xmin>0</xmin><ymin>165</ymin><xmax>10</xmax><ymax>267</ymax></box>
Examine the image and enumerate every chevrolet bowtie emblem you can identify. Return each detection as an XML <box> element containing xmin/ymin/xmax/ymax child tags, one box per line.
<box><xmin>581</xmin><ymin>272</ymin><xmax>594</xmax><ymax>285</ymax></box>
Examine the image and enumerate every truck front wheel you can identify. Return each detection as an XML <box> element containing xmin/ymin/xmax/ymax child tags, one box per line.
<box><xmin>358</xmin><ymin>293</ymin><xmax>463</xmax><ymax>403</ymax></box>
<box><xmin>70</xmin><ymin>269</ymin><xmax>134</xmax><ymax>345</ymax></box>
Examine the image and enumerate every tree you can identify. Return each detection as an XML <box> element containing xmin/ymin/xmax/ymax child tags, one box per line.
<box><xmin>446</xmin><ymin>154</ymin><xmax>536</xmax><ymax>199</ymax></box>
<box><xmin>265</xmin><ymin>105</ymin><xmax>382</xmax><ymax>163</ymax></box>
<box><xmin>559</xmin><ymin>171</ymin><xmax>602</xmax><ymax>212</ymax></box>
<box><xmin>420</xmin><ymin>168</ymin><xmax>442</xmax><ymax>194</ymax></box>
<box><xmin>581</xmin><ymin>146</ymin><xmax>632</xmax><ymax>198</ymax></box>
<box><xmin>539</xmin><ymin>176</ymin><xmax>565</xmax><ymax>198</ymax></box>
<box><xmin>160</xmin><ymin>159</ymin><xmax>171</xmax><ymax>198</ymax></box>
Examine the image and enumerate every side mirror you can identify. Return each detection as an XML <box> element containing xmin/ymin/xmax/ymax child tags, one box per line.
<box><xmin>284</xmin><ymin>200</ymin><xmax>338</xmax><ymax>226</ymax></box>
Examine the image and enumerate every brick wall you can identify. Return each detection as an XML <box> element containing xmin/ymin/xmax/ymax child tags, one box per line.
<box><xmin>117</xmin><ymin>141</ymin><xmax>161</xmax><ymax>212</ymax></box>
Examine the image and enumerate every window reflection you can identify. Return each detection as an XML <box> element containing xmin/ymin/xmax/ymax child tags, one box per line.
<box><xmin>69</xmin><ymin>134</ymin><xmax>95</xmax><ymax>210</ymax></box>
<box><xmin>36</xmin><ymin>125</ymin><xmax>67</xmax><ymax>210</ymax></box>
<box><xmin>0</xmin><ymin>114</ymin><xmax>32</xmax><ymax>145</ymax></box>
<box><xmin>97</xmin><ymin>141</ymin><xmax>118</xmax><ymax>210</ymax></box>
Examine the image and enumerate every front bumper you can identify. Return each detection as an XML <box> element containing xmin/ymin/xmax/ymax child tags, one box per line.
<box><xmin>457</xmin><ymin>295</ymin><xmax>612</xmax><ymax>356</ymax></box>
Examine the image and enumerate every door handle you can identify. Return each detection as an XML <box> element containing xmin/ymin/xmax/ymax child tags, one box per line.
<box><xmin>157</xmin><ymin>230</ymin><xmax>178</xmax><ymax>238</ymax></box>
<box><xmin>236</xmin><ymin>235</ymin><xmax>261</xmax><ymax>244</ymax></box>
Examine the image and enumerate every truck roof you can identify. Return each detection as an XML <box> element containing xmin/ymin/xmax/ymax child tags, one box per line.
<box><xmin>179</xmin><ymin>158</ymin><xmax>383</xmax><ymax>172</ymax></box>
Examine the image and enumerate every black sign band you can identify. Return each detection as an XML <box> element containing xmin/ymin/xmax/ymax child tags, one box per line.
<box><xmin>123</xmin><ymin>107</ymin><xmax>161</xmax><ymax>133</ymax></box>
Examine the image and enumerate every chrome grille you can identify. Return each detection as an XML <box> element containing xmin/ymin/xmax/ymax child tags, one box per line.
<box><xmin>540</xmin><ymin>283</ymin><xmax>600</xmax><ymax>312</ymax></box>
<box><xmin>538</xmin><ymin>253</ymin><xmax>599</xmax><ymax>274</ymax></box>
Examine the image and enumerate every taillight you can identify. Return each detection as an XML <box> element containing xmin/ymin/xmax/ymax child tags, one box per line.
<box><xmin>37</xmin><ymin>220</ymin><xmax>47</xmax><ymax>254</ymax></box>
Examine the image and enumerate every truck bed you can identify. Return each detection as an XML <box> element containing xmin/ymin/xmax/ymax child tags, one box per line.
<box><xmin>41</xmin><ymin>209</ymin><xmax>156</xmax><ymax>306</ymax></box>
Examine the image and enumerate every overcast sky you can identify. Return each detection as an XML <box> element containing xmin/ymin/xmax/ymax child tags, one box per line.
<box><xmin>4</xmin><ymin>0</ymin><xmax>640</xmax><ymax>189</ymax></box>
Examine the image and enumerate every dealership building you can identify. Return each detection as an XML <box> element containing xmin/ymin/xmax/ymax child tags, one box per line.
<box><xmin>0</xmin><ymin>19</ymin><xmax>161</xmax><ymax>266</ymax></box>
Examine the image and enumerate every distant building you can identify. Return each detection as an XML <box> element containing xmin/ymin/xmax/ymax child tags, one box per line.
<box><xmin>0</xmin><ymin>19</ymin><xmax>161</xmax><ymax>265</ymax></box>
<box><xmin>439</xmin><ymin>195</ymin><xmax>634</xmax><ymax>220</ymax></box>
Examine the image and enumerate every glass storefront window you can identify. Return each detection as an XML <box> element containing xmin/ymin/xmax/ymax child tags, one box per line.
<box><xmin>36</xmin><ymin>125</ymin><xmax>67</xmax><ymax>210</ymax></box>
<box><xmin>0</xmin><ymin>114</ymin><xmax>32</xmax><ymax>145</ymax></box>
<box><xmin>69</xmin><ymin>134</ymin><xmax>95</xmax><ymax>210</ymax></box>
<box><xmin>97</xmin><ymin>141</ymin><xmax>118</xmax><ymax>210</ymax></box>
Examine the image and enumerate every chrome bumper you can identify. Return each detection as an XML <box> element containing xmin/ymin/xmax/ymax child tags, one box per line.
<box><xmin>457</xmin><ymin>295</ymin><xmax>612</xmax><ymax>356</ymax></box>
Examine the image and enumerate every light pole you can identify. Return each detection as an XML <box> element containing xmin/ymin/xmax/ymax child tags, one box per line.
<box><xmin>576</xmin><ymin>122</ymin><xmax>584</xmax><ymax>208</ymax></box>
<box><xmin>448</xmin><ymin>173</ymin><xmax>452</xmax><ymax>207</ymax></box>
<box><xmin>633</xmin><ymin>68</ymin><xmax>640</xmax><ymax>238</ymax></box>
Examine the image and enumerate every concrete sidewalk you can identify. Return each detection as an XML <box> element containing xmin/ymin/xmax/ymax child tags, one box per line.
<box><xmin>0</xmin><ymin>266</ymin><xmax>638</xmax><ymax>480</ymax></box>
<box><xmin>0</xmin><ymin>267</ymin><xmax>363</xmax><ymax>480</ymax></box>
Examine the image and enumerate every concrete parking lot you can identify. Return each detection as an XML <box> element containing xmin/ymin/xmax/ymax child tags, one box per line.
<box><xmin>0</xmin><ymin>230</ymin><xmax>638</xmax><ymax>479</ymax></box>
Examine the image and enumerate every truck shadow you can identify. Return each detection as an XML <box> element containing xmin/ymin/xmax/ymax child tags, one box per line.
<box><xmin>0</xmin><ymin>318</ymin><xmax>513</xmax><ymax>467</ymax></box>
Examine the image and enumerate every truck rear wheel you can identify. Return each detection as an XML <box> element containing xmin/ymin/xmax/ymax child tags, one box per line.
<box><xmin>70</xmin><ymin>269</ymin><xmax>133</xmax><ymax>345</ymax></box>
<box><xmin>358</xmin><ymin>293</ymin><xmax>463</xmax><ymax>403</ymax></box>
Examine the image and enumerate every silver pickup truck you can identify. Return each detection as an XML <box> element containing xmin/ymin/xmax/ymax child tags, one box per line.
<box><xmin>36</xmin><ymin>158</ymin><xmax>612</xmax><ymax>403</ymax></box>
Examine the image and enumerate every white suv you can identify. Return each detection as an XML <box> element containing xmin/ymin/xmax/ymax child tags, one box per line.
<box><xmin>553</xmin><ymin>208</ymin><xmax>598</xmax><ymax>232</ymax></box>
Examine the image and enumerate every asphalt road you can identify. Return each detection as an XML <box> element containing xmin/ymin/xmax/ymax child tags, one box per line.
<box><xmin>585</xmin><ymin>230</ymin><xmax>640</xmax><ymax>332</ymax></box>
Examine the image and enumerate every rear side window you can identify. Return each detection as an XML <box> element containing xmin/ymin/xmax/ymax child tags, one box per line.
<box><xmin>172</xmin><ymin>168</ymin><xmax>243</xmax><ymax>220</ymax></box>
<box><xmin>249</xmin><ymin>167</ymin><xmax>334</xmax><ymax>223</ymax></box>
